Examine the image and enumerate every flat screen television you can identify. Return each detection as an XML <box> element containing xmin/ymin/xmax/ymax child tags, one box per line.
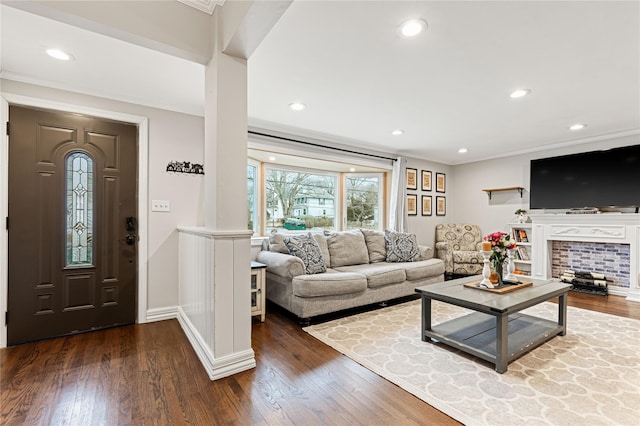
<box><xmin>529</xmin><ymin>144</ymin><xmax>640</xmax><ymax>210</ymax></box>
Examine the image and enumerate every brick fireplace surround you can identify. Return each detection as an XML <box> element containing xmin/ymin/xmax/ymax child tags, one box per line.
<box><xmin>530</xmin><ymin>213</ymin><xmax>640</xmax><ymax>301</ymax></box>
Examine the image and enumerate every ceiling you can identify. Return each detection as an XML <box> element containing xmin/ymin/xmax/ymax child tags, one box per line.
<box><xmin>2</xmin><ymin>1</ymin><xmax>639</xmax><ymax>165</ymax></box>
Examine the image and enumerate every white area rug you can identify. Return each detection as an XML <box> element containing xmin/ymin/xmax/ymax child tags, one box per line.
<box><xmin>303</xmin><ymin>299</ymin><xmax>640</xmax><ymax>425</ymax></box>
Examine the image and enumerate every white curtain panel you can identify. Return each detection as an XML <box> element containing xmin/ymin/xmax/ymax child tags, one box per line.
<box><xmin>388</xmin><ymin>156</ymin><xmax>407</xmax><ymax>232</ymax></box>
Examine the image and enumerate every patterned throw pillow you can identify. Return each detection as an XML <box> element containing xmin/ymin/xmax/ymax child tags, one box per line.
<box><xmin>285</xmin><ymin>233</ymin><xmax>327</xmax><ymax>274</ymax></box>
<box><xmin>385</xmin><ymin>230</ymin><xmax>420</xmax><ymax>263</ymax></box>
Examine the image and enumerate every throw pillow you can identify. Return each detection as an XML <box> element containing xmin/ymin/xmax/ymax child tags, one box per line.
<box><xmin>285</xmin><ymin>233</ymin><xmax>327</xmax><ymax>274</ymax></box>
<box><xmin>360</xmin><ymin>229</ymin><xmax>386</xmax><ymax>263</ymax></box>
<box><xmin>385</xmin><ymin>230</ymin><xmax>420</xmax><ymax>263</ymax></box>
<box><xmin>311</xmin><ymin>233</ymin><xmax>331</xmax><ymax>269</ymax></box>
<box><xmin>324</xmin><ymin>229</ymin><xmax>369</xmax><ymax>267</ymax></box>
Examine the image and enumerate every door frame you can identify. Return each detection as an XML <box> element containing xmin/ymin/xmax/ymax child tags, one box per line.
<box><xmin>0</xmin><ymin>93</ymin><xmax>149</xmax><ymax>348</ymax></box>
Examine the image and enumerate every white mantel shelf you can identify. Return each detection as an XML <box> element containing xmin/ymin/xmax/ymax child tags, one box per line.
<box><xmin>529</xmin><ymin>213</ymin><xmax>640</xmax><ymax>302</ymax></box>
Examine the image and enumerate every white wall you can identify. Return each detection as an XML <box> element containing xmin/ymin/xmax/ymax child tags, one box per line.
<box><xmin>1</xmin><ymin>79</ymin><xmax>204</xmax><ymax>313</ymax></box>
<box><xmin>450</xmin><ymin>133</ymin><xmax>640</xmax><ymax>237</ymax></box>
<box><xmin>405</xmin><ymin>156</ymin><xmax>452</xmax><ymax>248</ymax></box>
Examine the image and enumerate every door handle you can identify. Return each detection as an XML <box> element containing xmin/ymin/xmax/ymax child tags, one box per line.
<box><xmin>125</xmin><ymin>234</ymin><xmax>137</xmax><ymax>245</ymax></box>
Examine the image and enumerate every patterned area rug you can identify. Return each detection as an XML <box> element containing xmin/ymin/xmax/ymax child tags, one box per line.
<box><xmin>304</xmin><ymin>299</ymin><xmax>640</xmax><ymax>425</ymax></box>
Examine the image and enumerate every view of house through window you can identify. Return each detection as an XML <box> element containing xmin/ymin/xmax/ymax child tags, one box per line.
<box><xmin>247</xmin><ymin>150</ymin><xmax>387</xmax><ymax>236</ymax></box>
<box><xmin>265</xmin><ymin>168</ymin><xmax>337</xmax><ymax>233</ymax></box>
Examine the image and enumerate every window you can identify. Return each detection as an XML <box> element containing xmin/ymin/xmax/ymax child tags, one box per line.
<box><xmin>345</xmin><ymin>174</ymin><xmax>382</xmax><ymax>230</ymax></box>
<box><xmin>66</xmin><ymin>152</ymin><xmax>94</xmax><ymax>266</ymax></box>
<box><xmin>265</xmin><ymin>167</ymin><xmax>337</xmax><ymax>233</ymax></box>
<box><xmin>247</xmin><ymin>162</ymin><xmax>258</xmax><ymax>234</ymax></box>
<box><xmin>247</xmin><ymin>148</ymin><xmax>388</xmax><ymax>235</ymax></box>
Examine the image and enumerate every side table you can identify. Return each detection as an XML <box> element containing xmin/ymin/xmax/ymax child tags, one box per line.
<box><xmin>251</xmin><ymin>261</ymin><xmax>267</xmax><ymax>322</ymax></box>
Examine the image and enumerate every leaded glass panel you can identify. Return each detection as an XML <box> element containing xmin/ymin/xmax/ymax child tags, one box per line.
<box><xmin>66</xmin><ymin>152</ymin><xmax>94</xmax><ymax>266</ymax></box>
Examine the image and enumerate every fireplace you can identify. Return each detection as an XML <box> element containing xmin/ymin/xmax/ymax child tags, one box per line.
<box><xmin>530</xmin><ymin>213</ymin><xmax>640</xmax><ymax>301</ymax></box>
<box><xmin>551</xmin><ymin>241</ymin><xmax>630</xmax><ymax>288</ymax></box>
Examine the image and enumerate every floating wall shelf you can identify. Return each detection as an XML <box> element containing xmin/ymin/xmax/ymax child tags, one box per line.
<box><xmin>482</xmin><ymin>186</ymin><xmax>524</xmax><ymax>200</ymax></box>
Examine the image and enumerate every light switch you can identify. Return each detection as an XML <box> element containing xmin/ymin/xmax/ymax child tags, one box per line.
<box><xmin>151</xmin><ymin>200</ymin><xmax>170</xmax><ymax>212</ymax></box>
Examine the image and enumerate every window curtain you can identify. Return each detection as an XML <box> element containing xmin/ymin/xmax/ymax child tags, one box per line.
<box><xmin>388</xmin><ymin>156</ymin><xmax>407</xmax><ymax>232</ymax></box>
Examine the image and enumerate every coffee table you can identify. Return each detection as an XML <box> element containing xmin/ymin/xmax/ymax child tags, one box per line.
<box><xmin>415</xmin><ymin>275</ymin><xmax>571</xmax><ymax>373</ymax></box>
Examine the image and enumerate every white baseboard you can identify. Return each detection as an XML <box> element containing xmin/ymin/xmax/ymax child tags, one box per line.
<box><xmin>176</xmin><ymin>307</ymin><xmax>256</xmax><ymax>380</ymax></box>
<box><xmin>145</xmin><ymin>306</ymin><xmax>178</xmax><ymax>322</ymax></box>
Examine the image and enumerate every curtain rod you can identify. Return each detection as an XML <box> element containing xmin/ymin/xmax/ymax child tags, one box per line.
<box><xmin>248</xmin><ymin>130</ymin><xmax>397</xmax><ymax>162</ymax></box>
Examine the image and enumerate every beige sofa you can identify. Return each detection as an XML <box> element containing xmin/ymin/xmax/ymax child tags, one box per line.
<box><xmin>257</xmin><ymin>229</ymin><xmax>445</xmax><ymax>322</ymax></box>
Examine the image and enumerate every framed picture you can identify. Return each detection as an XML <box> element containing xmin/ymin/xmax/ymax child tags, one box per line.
<box><xmin>436</xmin><ymin>172</ymin><xmax>446</xmax><ymax>193</ymax></box>
<box><xmin>407</xmin><ymin>194</ymin><xmax>418</xmax><ymax>215</ymax></box>
<box><xmin>406</xmin><ymin>168</ymin><xmax>418</xmax><ymax>190</ymax></box>
<box><xmin>421</xmin><ymin>195</ymin><xmax>432</xmax><ymax>216</ymax></box>
<box><xmin>436</xmin><ymin>196</ymin><xmax>446</xmax><ymax>216</ymax></box>
<box><xmin>421</xmin><ymin>170</ymin><xmax>432</xmax><ymax>191</ymax></box>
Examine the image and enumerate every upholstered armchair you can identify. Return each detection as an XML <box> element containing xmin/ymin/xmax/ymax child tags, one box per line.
<box><xmin>435</xmin><ymin>224</ymin><xmax>484</xmax><ymax>276</ymax></box>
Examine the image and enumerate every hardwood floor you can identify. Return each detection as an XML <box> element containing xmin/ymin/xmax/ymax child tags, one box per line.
<box><xmin>1</xmin><ymin>292</ymin><xmax>638</xmax><ymax>425</ymax></box>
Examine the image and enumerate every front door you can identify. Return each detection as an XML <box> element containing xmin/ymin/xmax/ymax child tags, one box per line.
<box><xmin>7</xmin><ymin>105</ymin><xmax>138</xmax><ymax>345</ymax></box>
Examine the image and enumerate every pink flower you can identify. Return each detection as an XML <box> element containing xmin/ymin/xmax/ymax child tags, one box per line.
<box><xmin>483</xmin><ymin>231</ymin><xmax>514</xmax><ymax>266</ymax></box>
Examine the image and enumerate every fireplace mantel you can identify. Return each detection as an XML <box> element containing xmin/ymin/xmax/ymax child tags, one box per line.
<box><xmin>529</xmin><ymin>213</ymin><xmax>640</xmax><ymax>301</ymax></box>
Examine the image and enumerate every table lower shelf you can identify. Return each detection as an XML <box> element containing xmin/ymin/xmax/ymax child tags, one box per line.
<box><xmin>423</xmin><ymin>312</ymin><xmax>564</xmax><ymax>370</ymax></box>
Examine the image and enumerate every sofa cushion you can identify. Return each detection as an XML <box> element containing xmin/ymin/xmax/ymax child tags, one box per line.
<box><xmin>292</xmin><ymin>271</ymin><xmax>367</xmax><ymax>297</ymax></box>
<box><xmin>269</xmin><ymin>232</ymin><xmax>289</xmax><ymax>254</ymax></box>
<box><xmin>325</xmin><ymin>229</ymin><xmax>370</xmax><ymax>267</ymax></box>
<box><xmin>360</xmin><ymin>229</ymin><xmax>386</xmax><ymax>263</ymax></box>
<box><xmin>385</xmin><ymin>230</ymin><xmax>420</xmax><ymax>262</ymax></box>
<box><xmin>402</xmin><ymin>259</ymin><xmax>446</xmax><ymax>281</ymax></box>
<box><xmin>311</xmin><ymin>233</ymin><xmax>331</xmax><ymax>269</ymax></box>
<box><xmin>335</xmin><ymin>264</ymin><xmax>406</xmax><ymax>288</ymax></box>
<box><xmin>284</xmin><ymin>233</ymin><xmax>327</xmax><ymax>274</ymax></box>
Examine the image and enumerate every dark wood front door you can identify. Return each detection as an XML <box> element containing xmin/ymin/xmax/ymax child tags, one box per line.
<box><xmin>7</xmin><ymin>106</ymin><xmax>138</xmax><ymax>345</ymax></box>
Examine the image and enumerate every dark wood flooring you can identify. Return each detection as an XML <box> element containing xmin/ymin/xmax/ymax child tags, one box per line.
<box><xmin>1</xmin><ymin>292</ymin><xmax>638</xmax><ymax>425</ymax></box>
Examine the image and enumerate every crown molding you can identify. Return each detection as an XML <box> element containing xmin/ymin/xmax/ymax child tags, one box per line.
<box><xmin>177</xmin><ymin>0</ymin><xmax>224</xmax><ymax>15</ymax></box>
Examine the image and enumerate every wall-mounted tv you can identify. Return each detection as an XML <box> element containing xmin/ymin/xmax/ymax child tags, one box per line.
<box><xmin>530</xmin><ymin>144</ymin><xmax>640</xmax><ymax>210</ymax></box>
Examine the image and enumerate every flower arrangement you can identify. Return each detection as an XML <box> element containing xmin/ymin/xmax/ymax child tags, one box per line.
<box><xmin>483</xmin><ymin>232</ymin><xmax>516</xmax><ymax>283</ymax></box>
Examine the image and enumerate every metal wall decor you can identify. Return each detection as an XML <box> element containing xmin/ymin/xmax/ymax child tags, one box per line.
<box><xmin>166</xmin><ymin>161</ymin><xmax>205</xmax><ymax>175</ymax></box>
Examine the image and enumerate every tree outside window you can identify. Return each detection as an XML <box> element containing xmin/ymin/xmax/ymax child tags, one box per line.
<box><xmin>346</xmin><ymin>175</ymin><xmax>381</xmax><ymax>230</ymax></box>
<box><xmin>265</xmin><ymin>168</ymin><xmax>336</xmax><ymax>232</ymax></box>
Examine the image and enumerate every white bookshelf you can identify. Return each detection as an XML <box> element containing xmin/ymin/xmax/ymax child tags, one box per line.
<box><xmin>509</xmin><ymin>223</ymin><xmax>533</xmax><ymax>278</ymax></box>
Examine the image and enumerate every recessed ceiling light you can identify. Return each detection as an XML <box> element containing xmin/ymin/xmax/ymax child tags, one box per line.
<box><xmin>400</xmin><ymin>19</ymin><xmax>428</xmax><ymax>37</ymax></box>
<box><xmin>509</xmin><ymin>89</ymin><xmax>531</xmax><ymax>98</ymax></box>
<box><xmin>458</xmin><ymin>148</ymin><xmax>468</xmax><ymax>154</ymax></box>
<box><xmin>46</xmin><ymin>48</ymin><xmax>72</xmax><ymax>61</ymax></box>
<box><xmin>349</xmin><ymin>168</ymin><xmax>356</xmax><ymax>172</ymax></box>
<box><xmin>391</xmin><ymin>129</ymin><xmax>404</xmax><ymax>136</ymax></box>
<box><xmin>268</xmin><ymin>156</ymin><xmax>276</xmax><ymax>161</ymax></box>
<box><xmin>288</xmin><ymin>102</ymin><xmax>306</xmax><ymax>111</ymax></box>
<box><xmin>569</xmin><ymin>123</ymin><xmax>586</xmax><ymax>131</ymax></box>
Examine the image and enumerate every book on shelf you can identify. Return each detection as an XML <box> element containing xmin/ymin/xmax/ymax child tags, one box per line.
<box><xmin>512</xmin><ymin>228</ymin><xmax>528</xmax><ymax>243</ymax></box>
<box><xmin>516</xmin><ymin>246</ymin><xmax>530</xmax><ymax>261</ymax></box>
<box><xmin>518</xmin><ymin>229</ymin><xmax>528</xmax><ymax>242</ymax></box>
